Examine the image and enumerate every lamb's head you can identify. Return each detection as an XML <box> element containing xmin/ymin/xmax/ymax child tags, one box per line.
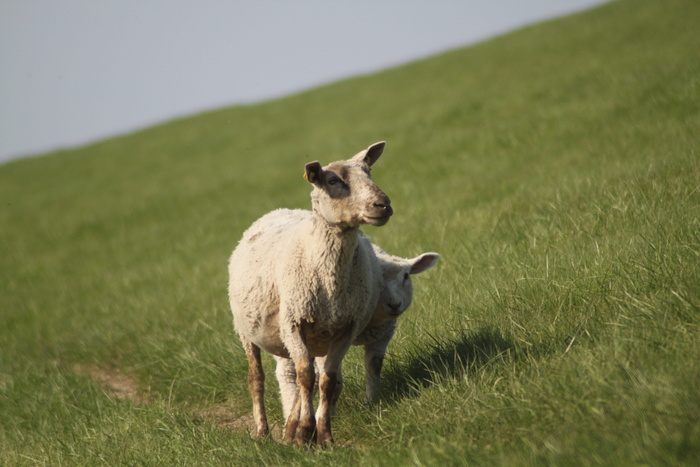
<box><xmin>304</xmin><ymin>141</ymin><xmax>392</xmax><ymax>228</ymax></box>
<box><xmin>374</xmin><ymin>247</ymin><xmax>440</xmax><ymax>319</ymax></box>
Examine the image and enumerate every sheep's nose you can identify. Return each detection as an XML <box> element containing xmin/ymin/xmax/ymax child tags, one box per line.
<box><xmin>388</xmin><ymin>302</ymin><xmax>402</xmax><ymax>314</ymax></box>
<box><xmin>374</xmin><ymin>202</ymin><xmax>393</xmax><ymax>216</ymax></box>
<box><xmin>374</xmin><ymin>192</ymin><xmax>391</xmax><ymax>208</ymax></box>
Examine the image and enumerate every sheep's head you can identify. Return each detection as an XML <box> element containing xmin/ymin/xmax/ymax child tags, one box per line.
<box><xmin>375</xmin><ymin>249</ymin><xmax>440</xmax><ymax>318</ymax></box>
<box><xmin>305</xmin><ymin>142</ymin><xmax>393</xmax><ymax>228</ymax></box>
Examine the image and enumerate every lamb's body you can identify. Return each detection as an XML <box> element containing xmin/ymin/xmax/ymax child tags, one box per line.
<box><xmin>229</xmin><ymin>142</ymin><xmax>392</xmax><ymax>445</ymax></box>
<box><xmin>354</xmin><ymin>245</ymin><xmax>439</xmax><ymax>402</ymax></box>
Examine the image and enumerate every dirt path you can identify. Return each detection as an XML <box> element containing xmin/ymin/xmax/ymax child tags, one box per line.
<box><xmin>75</xmin><ymin>363</ymin><xmax>260</xmax><ymax>435</ymax></box>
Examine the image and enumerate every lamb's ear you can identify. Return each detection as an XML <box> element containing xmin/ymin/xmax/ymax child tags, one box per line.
<box><xmin>352</xmin><ymin>141</ymin><xmax>386</xmax><ymax>166</ymax></box>
<box><xmin>409</xmin><ymin>253</ymin><xmax>440</xmax><ymax>275</ymax></box>
<box><xmin>304</xmin><ymin>161</ymin><xmax>323</xmax><ymax>185</ymax></box>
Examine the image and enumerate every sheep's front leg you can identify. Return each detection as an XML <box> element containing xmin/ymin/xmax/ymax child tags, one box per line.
<box><xmin>284</xmin><ymin>353</ymin><xmax>316</xmax><ymax>445</ymax></box>
<box><xmin>317</xmin><ymin>337</ymin><xmax>353</xmax><ymax>445</ymax></box>
<box><xmin>242</xmin><ymin>337</ymin><xmax>268</xmax><ymax>437</ymax></box>
<box><xmin>364</xmin><ymin>337</ymin><xmax>391</xmax><ymax>403</ymax></box>
<box><xmin>315</xmin><ymin>357</ymin><xmax>343</xmax><ymax>418</ymax></box>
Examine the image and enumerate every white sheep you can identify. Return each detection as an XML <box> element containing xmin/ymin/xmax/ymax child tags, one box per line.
<box><xmin>228</xmin><ymin>142</ymin><xmax>392</xmax><ymax>445</ymax></box>
<box><xmin>275</xmin><ymin>240</ymin><xmax>439</xmax><ymax>420</ymax></box>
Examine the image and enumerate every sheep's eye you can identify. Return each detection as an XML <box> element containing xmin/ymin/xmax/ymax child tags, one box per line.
<box><xmin>403</xmin><ymin>272</ymin><xmax>410</xmax><ymax>281</ymax></box>
<box><xmin>327</xmin><ymin>176</ymin><xmax>339</xmax><ymax>186</ymax></box>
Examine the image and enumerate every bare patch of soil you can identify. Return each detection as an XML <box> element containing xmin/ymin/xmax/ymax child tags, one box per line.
<box><xmin>75</xmin><ymin>364</ymin><xmax>147</xmax><ymax>403</ymax></box>
<box><xmin>75</xmin><ymin>363</ymin><xmax>278</xmax><ymax>437</ymax></box>
<box><xmin>194</xmin><ymin>403</ymin><xmax>286</xmax><ymax>440</ymax></box>
<box><xmin>194</xmin><ymin>403</ymin><xmax>254</xmax><ymax>431</ymax></box>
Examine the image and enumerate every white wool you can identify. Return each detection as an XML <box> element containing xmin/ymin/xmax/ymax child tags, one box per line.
<box><xmin>229</xmin><ymin>208</ymin><xmax>380</xmax><ymax>358</ymax></box>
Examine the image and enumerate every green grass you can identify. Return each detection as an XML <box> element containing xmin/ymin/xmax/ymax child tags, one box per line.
<box><xmin>2</xmin><ymin>0</ymin><xmax>699</xmax><ymax>464</ymax></box>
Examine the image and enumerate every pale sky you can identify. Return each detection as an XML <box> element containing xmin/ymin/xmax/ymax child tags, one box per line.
<box><xmin>0</xmin><ymin>0</ymin><xmax>609</xmax><ymax>163</ymax></box>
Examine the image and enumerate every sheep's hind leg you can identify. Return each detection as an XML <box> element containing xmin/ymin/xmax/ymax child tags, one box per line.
<box><xmin>242</xmin><ymin>337</ymin><xmax>269</xmax><ymax>438</ymax></box>
<box><xmin>275</xmin><ymin>356</ymin><xmax>298</xmax><ymax>420</ymax></box>
<box><xmin>284</xmin><ymin>389</ymin><xmax>301</xmax><ymax>442</ymax></box>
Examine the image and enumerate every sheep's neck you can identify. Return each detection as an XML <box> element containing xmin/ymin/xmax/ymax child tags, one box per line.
<box><xmin>311</xmin><ymin>216</ymin><xmax>359</xmax><ymax>295</ymax></box>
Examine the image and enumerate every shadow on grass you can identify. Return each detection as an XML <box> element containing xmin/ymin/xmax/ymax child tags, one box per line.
<box><xmin>380</xmin><ymin>326</ymin><xmax>517</xmax><ymax>402</ymax></box>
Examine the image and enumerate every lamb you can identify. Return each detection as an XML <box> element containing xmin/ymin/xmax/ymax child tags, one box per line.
<box><xmin>275</xmin><ymin>241</ymin><xmax>439</xmax><ymax>420</ymax></box>
<box><xmin>228</xmin><ymin>142</ymin><xmax>392</xmax><ymax>445</ymax></box>
<box><xmin>354</xmin><ymin>244</ymin><xmax>440</xmax><ymax>403</ymax></box>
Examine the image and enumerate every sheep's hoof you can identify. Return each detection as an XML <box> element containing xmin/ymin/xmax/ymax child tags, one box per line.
<box><xmin>283</xmin><ymin>420</ymin><xmax>298</xmax><ymax>443</ymax></box>
<box><xmin>253</xmin><ymin>426</ymin><xmax>269</xmax><ymax>439</ymax></box>
<box><xmin>294</xmin><ymin>422</ymin><xmax>316</xmax><ymax>445</ymax></box>
<box><xmin>315</xmin><ymin>417</ymin><xmax>334</xmax><ymax>445</ymax></box>
<box><xmin>317</xmin><ymin>431</ymin><xmax>334</xmax><ymax>446</ymax></box>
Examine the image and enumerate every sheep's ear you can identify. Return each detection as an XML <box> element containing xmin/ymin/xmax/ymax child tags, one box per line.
<box><xmin>304</xmin><ymin>161</ymin><xmax>323</xmax><ymax>185</ymax></box>
<box><xmin>352</xmin><ymin>141</ymin><xmax>386</xmax><ymax>166</ymax></box>
<box><xmin>409</xmin><ymin>253</ymin><xmax>440</xmax><ymax>275</ymax></box>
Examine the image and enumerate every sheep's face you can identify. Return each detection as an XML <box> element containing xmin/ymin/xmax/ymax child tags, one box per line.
<box><xmin>376</xmin><ymin>251</ymin><xmax>440</xmax><ymax>319</ymax></box>
<box><xmin>305</xmin><ymin>142</ymin><xmax>392</xmax><ymax>228</ymax></box>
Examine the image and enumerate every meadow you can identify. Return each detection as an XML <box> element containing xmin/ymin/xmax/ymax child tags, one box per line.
<box><xmin>1</xmin><ymin>0</ymin><xmax>698</xmax><ymax>464</ymax></box>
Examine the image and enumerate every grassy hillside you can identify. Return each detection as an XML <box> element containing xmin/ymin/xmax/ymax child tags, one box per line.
<box><xmin>1</xmin><ymin>0</ymin><xmax>699</xmax><ymax>464</ymax></box>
